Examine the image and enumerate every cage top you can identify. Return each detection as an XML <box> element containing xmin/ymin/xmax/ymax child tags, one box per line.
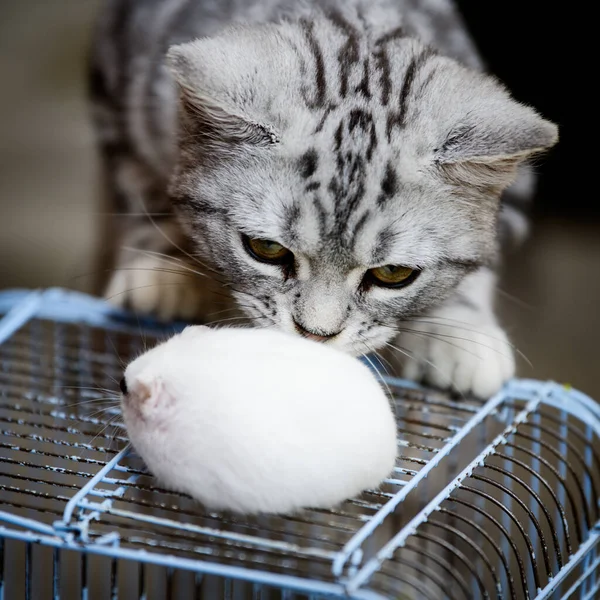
<box><xmin>1</xmin><ymin>288</ymin><xmax>600</xmax><ymax>600</ymax></box>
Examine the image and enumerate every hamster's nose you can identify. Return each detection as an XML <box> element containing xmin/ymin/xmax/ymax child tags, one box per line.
<box><xmin>119</xmin><ymin>377</ymin><xmax>128</xmax><ymax>395</ymax></box>
<box><xmin>293</xmin><ymin>320</ymin><xmax>341</xmax><ymax>342</ymax></box>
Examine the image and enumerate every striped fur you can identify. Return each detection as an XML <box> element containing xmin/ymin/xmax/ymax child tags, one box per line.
<box><xmin>90</xmin><ymin>0</ymin><xmax>557</xmax><ymax>396</ymax></box>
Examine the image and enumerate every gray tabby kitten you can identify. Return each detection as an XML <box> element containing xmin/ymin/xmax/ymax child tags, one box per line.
<box><xmin>90</xmin><ymin>0</ymin><xmax>557</xmax><ymax>398</ymax></box>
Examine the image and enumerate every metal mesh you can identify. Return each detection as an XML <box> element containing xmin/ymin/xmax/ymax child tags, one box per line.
<box><xmin>366</xmin><ymin>398</ymin><xmax>600</xmax><ymax>600</ymax></box>
<box><xmin>1</xmin><ymin>290</ymin><xmax>599</xmax><ymax>599</ymax></box>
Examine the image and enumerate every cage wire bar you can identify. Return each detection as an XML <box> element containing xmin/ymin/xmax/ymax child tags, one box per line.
<box><xmin>0</xmin><ymin>288</ymin><xmax>599</xmax><ymax>600</ymax></box>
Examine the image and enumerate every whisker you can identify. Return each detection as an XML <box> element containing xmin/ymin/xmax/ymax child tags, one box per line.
<box><xmin>372</xmin><ymin>349</ymin><xmax>395</xmax><ymax>375</ymax></box>
<box><xmin>56</xmin><ymin>386</ymin><xmax>117</xmax><ymax>395</ymax></box>
<box><xmin>98</xmin><ymin>212</ymin><xmax>173</xmax><ymax>217</ymax></box>
<box><xmin>205</xmin><ymin>303</ymin><xmax>258</xmax><ymax>317</ymax></box>
<box><xmin>104</xmin><ymin>333</ymin><xmax>127</xmax><ymax>371</ymax></box>
<box><xmin>121</xmin><ymin>246</ymin><xmax>211</xmax><ymax>280</ymax></box>
<box><xmin>409</xmin><ymin>315</ymin><xmax>520</xmax><ymax>343</ymax></box>
<box><xmin>69</xmin><ymin>267</ymin><xmax>203</xmax><ymax>292</ymax></box>
<box><xmin>122</xmin><ymin>247</ymin><xmax>185</xmax><ymax>264</ymax></box>
<box><xmin>203</xmin><ymin>316</ymin><xmax>253</xmax><ymax>327</ymax></box>
<box><xmin>133</xmin><ymin>311</ymin><xmax>148</xmax><ymax>354</ymax></box>
<box><xmin>496</xmin><ymin>287</ymin><xmax>534</xmax><ymax>310</ymax></box>
<box><xmin>359</xmin><ymin>348</ymin><xmax>394</xmax><ymax>401</ymax></box>
<box><xmin>108</xmin><ymin>421</ymin><xmax>126</xmax><ymax>451</ymax></box>
<box><xmin>205</xmin><ymin>307</ymin><xmax>247</xmax><ymax>317</ymax></box>
<box><xmin>115</xmin><ymin>266</ymin><xmax>199</xmax><ymax>279</ymax></box>
<box><xmin>397</xmin><ymin>328</ymin><xmax>484</xmax><ymax>360</ymax></box>
<box><xmin>87</xmin><ymin>406</ymin><xmax>122</xmax><ymax>420</ymax></box>
<box><xmin>60</xmin><ymin>397</ymin><xmax>120</xmax><ymax>409</ymax></box>
<box><xmin>80</xmin><ymin>413</ymin><xmax>123</xmax><ymax>458</ymax></box>
<box><xmin>67</xmin><ymin>266</ymin><xmax>185</xmax><ymax>284</ymax></box>
<box><xmin>355</xmin><ymin>333</ymin><xmax>392</xmax><ymax>375</ymax></box>
<box><xmin>135</xmin><ymin>200</ymin><xmax>224</xmax><ymax>279</ymax></box>
<box><xmin>384</xmin><ymin>340</ymin><xmax>466</xmax><ymax>400</ymax></box>
<box><xmin>105</xmin><ymin>374</ymin><xmax>120</xmax><ymax>386</ymax></box>
<box><xmin>104</xmin><ymin>281</ymin><xmax>194</xmax><ymax>303</ymax></box>
<box><xmin>399</xmin><ymin>323</ymin><xmax>530</xmax><ymax>367</ymax></box>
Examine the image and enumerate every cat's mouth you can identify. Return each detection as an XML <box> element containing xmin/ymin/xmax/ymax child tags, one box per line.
<box><xmin>292</xmin><ymin>319</ymin><xmax>341</xmax><ymax>343</ymax></box>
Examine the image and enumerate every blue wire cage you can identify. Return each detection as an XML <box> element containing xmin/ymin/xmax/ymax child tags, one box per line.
<box><xmin>0</xmin><ymin>288</ymin><xmax>599</xmax><ymax>600</ymax></box>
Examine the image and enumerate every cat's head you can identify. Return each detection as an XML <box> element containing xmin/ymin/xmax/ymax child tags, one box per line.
<box><xmin>165</xmin><ymin>14</ymin><xmax>557</xmax><ymax>356</ymax></box>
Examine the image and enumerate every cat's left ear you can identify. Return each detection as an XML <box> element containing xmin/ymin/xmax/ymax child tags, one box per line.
<box><xmin>430</xmin><ymin>62</ymin><xmax>558</xmax><ymax>191</ymax></box>
<box><xmin>166</xmin><ymin>27</ymin><xmax>289</xmax><ymax>150</ymax></box>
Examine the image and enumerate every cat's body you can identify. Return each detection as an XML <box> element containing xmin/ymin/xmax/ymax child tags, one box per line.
<box><xmin>90</xmin><ymin>0</ymin><xmax>557</xmax><ymax>397</ymax></box>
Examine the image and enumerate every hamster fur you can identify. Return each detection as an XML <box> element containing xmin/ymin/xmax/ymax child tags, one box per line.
<box><xmin>121</xmin><ymin>326</ymin><xmax>397</xmax><ymax>514</ymax></box>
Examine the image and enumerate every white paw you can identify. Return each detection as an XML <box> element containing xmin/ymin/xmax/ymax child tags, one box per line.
<box><xmin>399</xmin><ymin>319</ymin><xmax>516</xmax><ymax>398</ymax></box>
<box><xmin>104</xmin><ymin>255</ymin><xmax>204</xmax><ymax>322</ymax></box>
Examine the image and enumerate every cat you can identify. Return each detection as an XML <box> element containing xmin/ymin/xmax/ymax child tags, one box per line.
<box><xmin>89</xmin><ymin>0</ymin><xmax>557</xmax><ymax>398</ymax></box>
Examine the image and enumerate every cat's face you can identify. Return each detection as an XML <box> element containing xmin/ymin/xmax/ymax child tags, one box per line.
<box><xmin>167</xmin><ymin>16</ymin><xmax>556</xmax><ymax>355</ymax></box>
<box><xmin>172</xmin><ymin>122</ymin><xmax>490</xmax><ymax>356</ymax></box>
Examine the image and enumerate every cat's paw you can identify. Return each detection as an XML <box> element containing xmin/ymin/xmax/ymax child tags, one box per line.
<box><xmin>398</xmin><ymin>320</ymin><xmax>515</xmax><ymax>398</ymax></box>
<box><xmin>104</xmin><ymin>255</ymin><xmax>204</xmax><ymax>322</ymax></box>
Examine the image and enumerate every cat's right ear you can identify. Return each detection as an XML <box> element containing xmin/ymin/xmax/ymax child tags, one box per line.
<box><xmin>167</xmin><ymin>40</ymin><xmax>280</xmax><ymax>149</ymax></box>
<box><xmin>422</xmin><ymin>57</ymin><xmax>558</xmax><ymax>192</ymax></box>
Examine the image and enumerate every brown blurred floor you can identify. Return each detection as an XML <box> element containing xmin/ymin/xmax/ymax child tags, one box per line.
<box><xmin>0</xmin><ymin>1</ymin><xmax>598</xmax><ymax>398</ymax></box>
<box><xmin>498</xmin><ymin>219</ymin><xmax>600</xmax><ymax>398</ymax></box>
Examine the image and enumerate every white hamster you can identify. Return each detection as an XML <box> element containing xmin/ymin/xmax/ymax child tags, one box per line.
<box><xmin>120</xmin><ymin>326</ymin><xmax>397</xmax><ymax>514</ymax></box>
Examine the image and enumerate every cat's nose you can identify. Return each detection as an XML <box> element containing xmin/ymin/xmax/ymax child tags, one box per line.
<box><xmin>293</xmin><ymin>319</ymin><xmax>340</xmax><ymax>342</ymax></box>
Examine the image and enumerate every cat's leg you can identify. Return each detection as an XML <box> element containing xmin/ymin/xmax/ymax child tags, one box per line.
<box><xmin>103</xmin><ymin>218</ymin><xmax>210</xmax><ymax>322</ymax></box>
<box><xmin>398</xmin><ymin>267</ymin><xmax>515</xmax><ymax>398</ymax></box>
<box><xmin>96</xmin><ymin>159</ymin><xmax>224</xmax><ymax>322</ymax></box>
<box><xmin>396</xmin><ymin>166</ymin><xmax>535</xmax><ymax>397</ymax></box>
<box><xmin>88</xmin><ymin>18</ymin><xmax>229</xmax><ymax>322</ymax></box>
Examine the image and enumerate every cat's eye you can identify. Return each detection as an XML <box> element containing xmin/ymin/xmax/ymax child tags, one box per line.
<box><xmin>243</xmin><ymin>235</ymin><xmax>293</xmax><ymax>265</ymax></box>
<box><xmin>367</xmin><ymin>265</ymin><xmax>419</xmax><ymax>288</ymax></box>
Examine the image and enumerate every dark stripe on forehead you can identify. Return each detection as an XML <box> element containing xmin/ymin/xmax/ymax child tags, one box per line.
<box><xmin>333</xmin><ymin>122</ymin><xmax>343</xmax><ymax>151</ymax></box>
<box><xmin>373</xmin><ymin>28</ymin><xmax>406</xmax><ymax>107</ymax></box>
<box><xmin>348</xmin><ymin>109</ymin><xmax>377</xmax><ymax>162</ymax></box>
<box><xmin>312</xmin><ymin>196</ymin><xmax>329</xmax><ymax>238</ymax></box>
<box><xmin>375</xmin><ymin>26</ymin><xmax>406</xmax><ymax>46</ymax></box>
<box><xmin>372</xmin><ymin>226</ymin><xmax>397</xmax><ymax>263</ymax></box>
<box><xmin>283</xmin><ymin>203</ymin><xmax>302</xmax><ymax>243</ymax></box>
<box><xmin>290</xmin><ymin>39</ymin><xmax>308</xmax><ymax>88</ymax></box>
<box><xmin>327</xmin><ymin>11</ymin><xmax>360</xmax><ymax>98</ymax></box>
<box><xmin>298</xmin><ymin>149</ymin><xmax>319</xmax><ymax>179</ymax></box>
<box><xmin>314</xmin><ymin>104</ymin><xmax>337</xmax><ymax>134</ymax></box>
<box><xmin>284</xmin><ymin>203</ymin><xmax>301</xmax><ymax>226</ymax></box>
<box><xmin>416</xmin><ymin>64</ymin><xmax>439</xmax><ymax>97</ymax></box>
<box><xmin>355</xmin><ymin>58</ymin><xmax>371</xmax><ymax>99</ymax></box>
<box><xmin>373</xmin><ymin>46</ymin><xmax>391</xmax><ymax>106</ymax></box>
<box><xmin>386</xmin><ymin>59</ymin><xmax>416</xmax><ymax>140</ymax></box>
<box><xmin>349</xmin><ymin>210</ymin><xmax>371</xmax><ymax>251</ymax></box>
<box><xmin>330</xmin><ymin>161</ymin><xmax>366</xmax><ymax>236</ymax></box>
<box><xmin>386</xmin><ymin>47</ymin><xmax>437</xmax><ymax>141</ymax></box>
<box><xmin>377</xmin><ymin>162</ymin><xmax>398</xmax><ymax>207</ymax></box>
<box><xmin>300</xmin><ymin>20</ymin><xmax>327</xmax><ymax>109</ymax></box>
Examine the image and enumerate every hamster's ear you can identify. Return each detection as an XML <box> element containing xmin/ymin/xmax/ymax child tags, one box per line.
<box><xmin>128</xmin><ymin>376</ymin><xmax>174</xmax><ymax>416</ymax></box>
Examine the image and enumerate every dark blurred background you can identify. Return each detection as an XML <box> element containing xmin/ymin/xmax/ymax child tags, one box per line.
<box><xmin>0</xmin><ymin>2</ymin><xmax>598</xmax><ymax>396</ymax></box>
<box><xmin>456</xmin><ymin>2</ymin><xmax>587</xmax><ymax>219</ymax></box>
